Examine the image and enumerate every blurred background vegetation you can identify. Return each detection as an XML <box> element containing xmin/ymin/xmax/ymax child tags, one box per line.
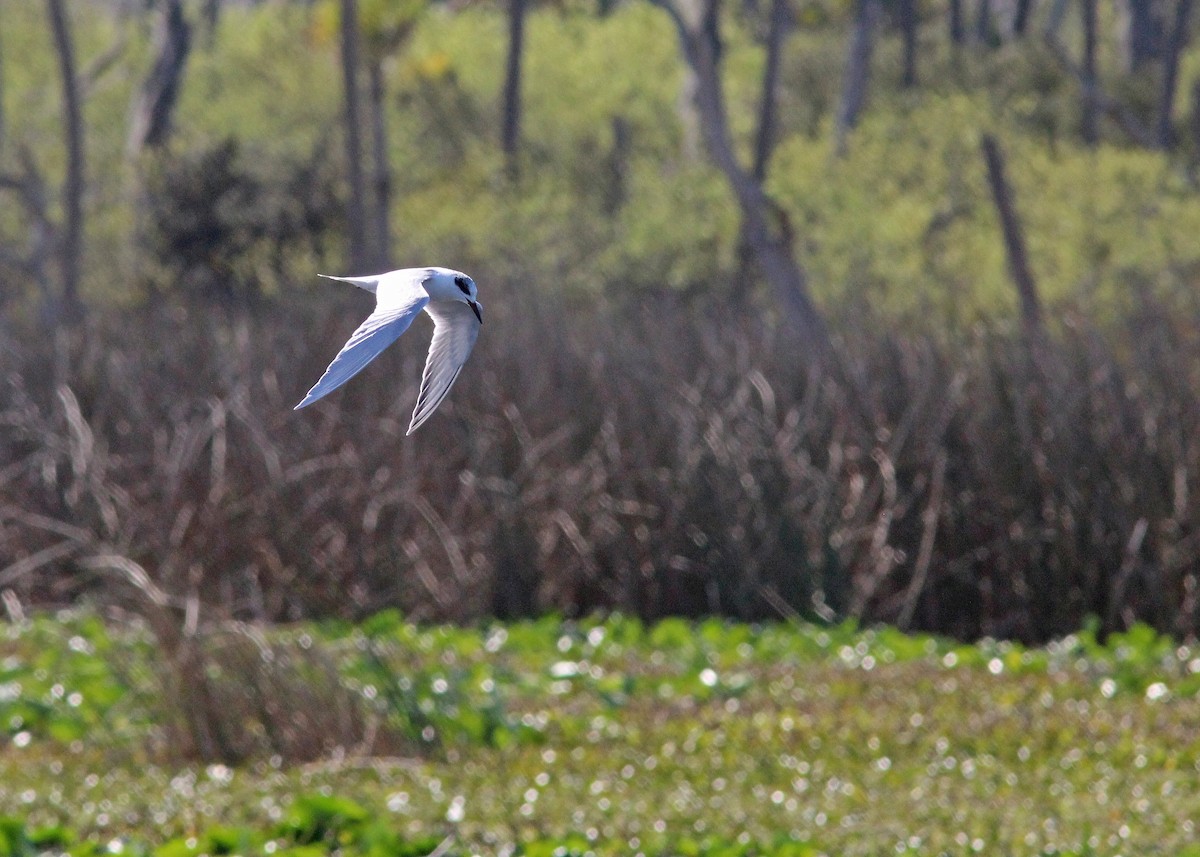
<box><xmin>4</xmin><ymin>0</ymin><xmax>1200</xmax><ymax>642</ymax></box>
<box><xmin>8</xmin><ymin>3</ymin><xmax>1200</xmax><ymax>854</ymax></box>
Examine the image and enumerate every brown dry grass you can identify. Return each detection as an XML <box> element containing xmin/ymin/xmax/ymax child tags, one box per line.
<box><xmin>2</xmin><ymin>283</ymin><xmax>1200</xmax><ymax>643</ymax></box>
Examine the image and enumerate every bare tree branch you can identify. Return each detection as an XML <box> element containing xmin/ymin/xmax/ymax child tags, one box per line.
<box><xmin>898</xmin><ymin>451</ymin><xmax>947</xmax><ymax>630</ymax></box>
<box><xmin>46</xmin><ymin>0</ymin><xmax>85</xmax><ymax>325</ymax></box>
<box><xmin>981</xmin><ymin>133</ymin><xmax>1043</xmax><ymax>336</ymax></box>
<box><xmin>79</xmin><ymin>554</ymin><xmax>173</xmax><ymax>609</ymax></box>
<box><xmin>0</xmin><ymin>540</ymin><xmax>79</xmax><ymax>588</ymax></box>
<box><xmin>751</xmin><ymin>0</ymin><xmax>789</xmax><ymax>182</ymax></box>
<box><xmin>81</xmin><ymin>31</ymin><xmax>129</xmax><ymax>97</ymax></box>
<box><xmin>0</xmin><ymin>137</ymin><xmax>57</xmax><ymax>307</ymax></box>
<box><xmin>1044</xmin><ymin>35</ymin><xmax>1157</xmax><ymax>147</ymax></box>
<box><xmin>650</xmin><ymin>0</ymin><xmax>835</xmax><ymax>357</ymax></box>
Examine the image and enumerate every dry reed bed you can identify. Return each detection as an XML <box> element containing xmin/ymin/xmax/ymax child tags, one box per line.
<box><xmin>2</xmin><ymin>287</ymin><xmax>1199</xmax><ymax>643</ymax></box>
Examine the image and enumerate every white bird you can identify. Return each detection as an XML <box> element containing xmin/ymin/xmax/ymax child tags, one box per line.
<box><xmin>294</xmin><ymin>267</ymin><xmax>483</xmax><ymax>435</ymax></box>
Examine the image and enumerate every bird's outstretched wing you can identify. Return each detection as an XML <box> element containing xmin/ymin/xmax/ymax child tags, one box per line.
<box><xmin>295</xmin><ymin>293</ymin><xmax>429</xmax><ymax>409</ymax></box>
<box><xmin>407</xmin><ymin>301</ymin><xmax>482</xmax><ymax>434</ymax></box>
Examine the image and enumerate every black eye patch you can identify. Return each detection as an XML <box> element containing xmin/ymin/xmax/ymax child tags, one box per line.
<box><xmin>454</xmin><ymin>276</ymin><xmax>471</xmax><ymax>295</ymax></box>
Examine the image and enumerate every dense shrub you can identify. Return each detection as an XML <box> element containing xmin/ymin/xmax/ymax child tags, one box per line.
<box><xmin>139</xmin><ymin>138</ymin><xmax>342</xmax><ymax>304</ymax></box>
<box><xmin>2</xmin><ymin>281</ymin><xmax>1199</xmax><ymax>643</ymax></box>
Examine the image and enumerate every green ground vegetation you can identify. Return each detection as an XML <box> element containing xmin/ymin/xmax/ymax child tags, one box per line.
<box><xmin>2</xmin><ymin>612</ymin><xmax>1200</xmax><ymax>856</ymax></box>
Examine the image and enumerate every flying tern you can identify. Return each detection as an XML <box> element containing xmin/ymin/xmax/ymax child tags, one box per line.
<box><xmin>295</xmin><ymin>267</ymin><xmax>483</xmax><ymax>434</ymax></box>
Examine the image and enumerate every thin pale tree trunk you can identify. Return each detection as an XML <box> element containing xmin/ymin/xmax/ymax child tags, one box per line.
<box><xmin>501</xmin><ymin>0</ymin><xmax>527</xmax><ymax>176</ymax></box>
<box><xmin>47</xmin><ymin>0</ymin><xmax>84</xmax><ymax>325</ymax></box>
<box><xmin>202</xmin><ymin>0</ymin><xmax>221</xmax><ymax>35</ymax></box>
<box><xmin>975</xmin><ymin>0</ymin><xmax>993</xmax><ymax>42</ymax></box>
<box><xmin>603</xmin><ymin>115</ymin><xmax>631</xmax><ymax>214</ymax></box>
<box><xmin>1126</xmin><ymin>0</ymin><xmax>1166</xmax><ymax>71</ymax></box>
<box><xmin>0</xmin><ymin>0</ymin><xmax>6</xmax><ymax>161</ymax></box>
<box><xmin>1043</xmin><ymin>0</ymin><xmax>1070</xmax><ymax>38</ymax></box>
<box><xmin>1192</xmin><ymin>79</ymin><xmax>1200</xmax><ymax>152</ymax></box>
<box><xmin>1045</xmin><ymin>32</ymin><xmax>1156</xmax><ymax>146</ymax></box>
<box><xmin>949</xmin><ymin>0</ymin><xmax>965</xmax><ymax>42</ymax></box>
<box><xmin>678</xmin><ymin>65</ymin><xmax>702</xmax><ymax>160</ymax></box>
<box><xmin>654</xmin><ymin>0</ymin><xmax>835</xmax><ymax>358</ymax></box>
<box><xmin>751</xmin><ymin>0</ymin><xmax>788</xmax><ymax>182</ymax></box>
<box><xmin>1012</xmin><ymin>0</ymin><xmax>1034</xmax><ymax>35</ymax></box>
<box><xmin>1081</xmin><ymin>0</ymin><xmax>1098</xmax><ymax>144</ymax></box>
<box><xmin>899</xmin><ymin>0</ymin><xmax>918</xmax><ymax>86</ymax></box>
<box><xmin>981</xmin><ymin>134</ymin><xmax>1043</xmax><ymax>336</ymax></box>
<box><xmin>339</xmin><ymin>0</ymin><xmax>370</xmax><ymax>271</ymax></box>
<box><xmin>367</xmin><ymin>58</ymin><xmax>392</xmax><ymax>268</ymax></box>
<box><xmin>1156</xmin><ymin>0</ymin><xmax>1193</xmax><ymax>149</ymax></box>
<box><xmin>834</xmin><ymin>0</ymin><xmax>878</xmax><ymax>155</ymax></box>
<box><xmin>128</xmin><ymin>0</ymin><xmax>192</xmax><ymax>153</ymax></box>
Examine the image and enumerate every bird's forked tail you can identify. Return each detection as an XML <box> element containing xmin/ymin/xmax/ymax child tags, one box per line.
<box><xmin>319</xmin><ymin>273</ymin><xmax>380</xmax><ymax>294</ymax></box>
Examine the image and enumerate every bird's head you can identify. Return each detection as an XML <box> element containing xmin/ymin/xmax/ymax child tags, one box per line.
<box><xmin>429</xmin><ymin>269</ymin><xmax>483</xmax><ymax>324</ymax></box>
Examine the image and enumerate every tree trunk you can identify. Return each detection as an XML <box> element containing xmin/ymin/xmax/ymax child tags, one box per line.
<box><xmin>0</xmin><ymin>148</ymin><xmax>54</xmax><ymax>310</ymax></box>
<box><xmin>653</xmin><ymin>0</ymin><xmax>835</xmax><ymax>359</ymax></box>
<box><xmin>202</xmin><ymin>0</ymin><xmax>222</xmax><ymax>33</ymax></box>
<box><xmin>603</xmin><ymin>114</ymin><xmax>631</xmax><ymax>214</ymax></box>
<box><xmin>0</xmin><ymin>0</ymin><xmax>6</xmax><ymax>161</ymax></box>
<box><xmin>949</xmin><ymin>0</ymin><xmax>965</xmax><ymax>43</ymax></box>
<box><xmin>1125</xmin><ymin>0</ymin><xmax>1166</xmax><ymax>71</ymax></box>
<box><xmin>1191</xmin><ymin>78</ymin><xmax>1200</xmax><ymax>153</ymax></box>
<box><xmin>1043</xmin><ymin>0</ymin><xmax>1070</xmax><ymax>38</ymax></box>
<box><xmin>975</xmin><ymin>0</ymin><xmax>994</xmax><ymax>43</ymax></box>
<box><xmin>678</xmin><ymin>64</ymin><xmax>703</xmax><ymax>160</ymax></box>
<box><xmin>1081</xmin><ymin>0</ymin><xmax>1098</xmax><ymax>145</ymax></box>
<box><xmin>1046</xmin><ymin>33</ymin><xmax>1156</xmax><ymax>145</ymax></box>
<box><xmin>834</xmin><ymin>0</ymin><xmax>879</xmax><ymax>155</ymax></box>
<box><xmin>128</xmin><ymin>0</ymin><xmax>192</xmax><ymax>154</ymax></box>
<box><xmin>1156</xmin><ymin>0</ymin><xmax>1193</xmax><ymax>149</ymax></box>
<box><xmin>367</xmin><ymin>58</ymin><xmax>392</xmax><ymax>268</ymax></box>
<box><xmin>751</xmin><ymin>0</ymin><xmax>788</xmax><ymax>181</ymax></box>
<box><xmin>899</xmin><ymin>0</ymin><xmax>918</xmax><ymax>86</ymax></box>
<box><xmin>46</xmin><ymin>0</ymin><xmax>84</xmax><ymax>325</ymax></box>
<box><xmin>339</xmin><ymin>0</ymin><xmax>370</xmax><ymax>271</ymax></box>
<box><xmin>501</xmin><ymin>0</ymin><xmax>528</xmax><ymax>177</ymax></box>
<box><xmin>1012</xmin><ymin>0</ymin><xmax>1034</xmax><ymax>35</ymax></box>
<box><xmin>981</xmin><ymin>134</ymin><xmax>1043</xmax><ymax>336</ymax></box>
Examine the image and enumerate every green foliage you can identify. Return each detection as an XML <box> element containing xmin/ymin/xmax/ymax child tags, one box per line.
<box><xmin>277</xmin><ymin>794</ymin><xmax>369</xmax><ymax>845</ymax></box>
<box><xmin>769</xmin><ymin>94</ymin><xmax>1200</xmax><ymax>322</ymax></box>
<box><xmin>140</xmin><ymin>138</ymin><xmax>341</xmax><ymax>302</ymax></box>
<box><xmin>4</xmin><ymin>612</ymin><xmax>1200</xmax><ymax>854</ymax></box>
<box><xmin>8</xmin><ymin>0</ymin><xmax>1200</xmax><ymax>319</ymax></box>
<box><xmin>0</xmin><ymin>612</ymin><xmax>149</xmax><ymax>746</ymax></box>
